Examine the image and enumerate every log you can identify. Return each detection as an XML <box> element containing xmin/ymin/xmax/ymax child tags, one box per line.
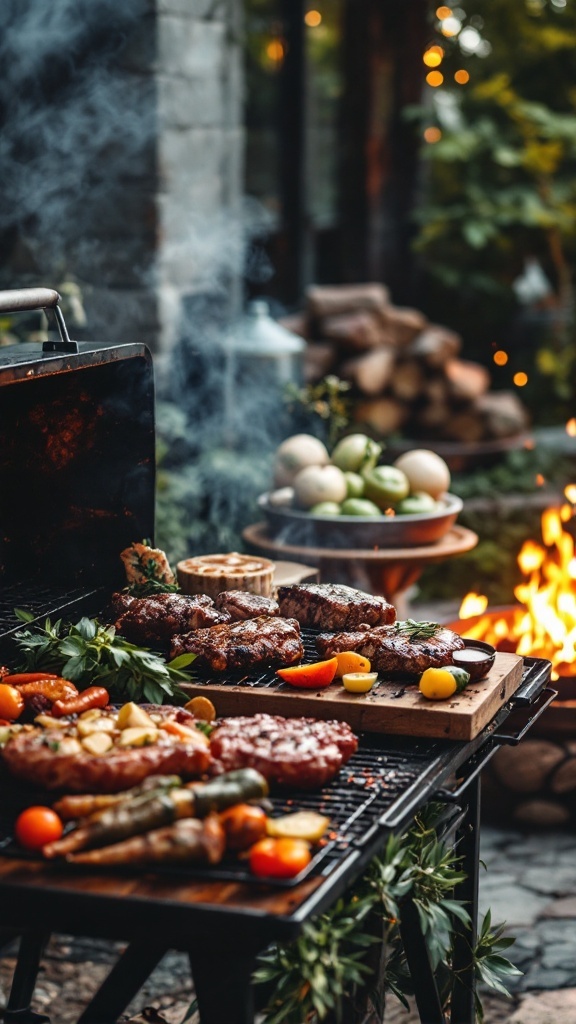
<box><xmin>320</xmin><ymin>310</ymin><xmax>389</xmax><ymax>351</ymax></box>
<box><xmin>441</xmin><ymin>410</ymin><xmax>486</xmax><ymax>443</ymax></box>
<box><xmin>414</xmin><ymin>398</ymin><xmax>450</xmax><ymax>431</ymax></box>
<box><xmin>475</xmin><ymin>390</ymin><xmax>531</xmax><ymax>439</ymax></box>
<box><xmin>390</xmin><ymin>358</ymin><xmax>424</xmax><ymax>401</ymax></box>
<box><xmin>302</xmin><ymin>341</ymin><xmax>339</xmax><ymax>383</ymax></box>
<box><xmin>410</xmin><ymin>325</ymin><xmax>461</xmax><ymax>366</ymax></box>
<box><xmin>425</xmin><ymin>374</ymin><xmax>450</xmax><ymax>405</ymax></box>
<box><xmin>306</xmin><ymin>282</ymin><xmax>389</xmax><ymax>320</ymax></box>
<box><xmin>445</xmin><ymin>358</ymin><xmax>491</xmax><ymax>402</ymax></box>
<box><xmin>492</xmin><ymin>740</ymin><xmax>565</xmax><ymax>792</ymax></box>
<box><xmin>354</xmin><ymin>396</ymin><xmax>408</xmax><ymax>436</ymax></box>
<box><xmin>339</xmin><ymin>345</ymin><xmax>396</xmax><ymax>395</ymax></box>
<box><xmin>381</xmin><ymin>305</ymin><xmax>428</xmax><ymax>346</ymax></box>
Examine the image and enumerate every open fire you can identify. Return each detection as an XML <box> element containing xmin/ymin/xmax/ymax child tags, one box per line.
<box><xmin>457</xmin><ymin>499</ymin><xmax>576</xmax><ymax>680</ymax></box>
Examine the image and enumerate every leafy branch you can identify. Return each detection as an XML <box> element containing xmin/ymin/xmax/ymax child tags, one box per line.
<box><xmin>12</xmin><ymin>613</ymin><xmax>195</xmax><ymax>705</ymax></box>
<box><xmin>255</xmin><ymin>804</ymin><xmax>521</xmax><ymax>1023</ymax></box>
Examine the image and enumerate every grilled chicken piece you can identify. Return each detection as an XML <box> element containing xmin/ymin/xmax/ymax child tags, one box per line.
<box><xmin>277</xmin><ymin>583</ymin><xmax>396</xmax><ymax>631</ymax></box>
<box><xmin>170</xmin><ymin>615</ymin><xmax>303</xmax><ymax>674</ymax></box>
<box><xmin>120</xmin><ymin>542</ymin><xmax>176</xmax><ymax>586</ymax></box>
<box><xmin>315</xmin><ymin>624</ymin><xmax>465</xmax><ymax>675</ymax></box>
<box><xmin>114</xmin><ymin>592</ymin><xmax>231</xmax><ymax>647</ymax></box>
<box><xmin>210</xmin><ymin>713</ymin><xmax>358</xmax><ymax>789</ymax></box>
<box><xmin>214</xmin><ymin>590</ymin><xmax>279</xmax><ymax>621</ymax></box>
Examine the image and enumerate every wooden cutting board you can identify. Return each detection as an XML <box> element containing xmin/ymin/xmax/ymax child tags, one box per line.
<box><xmin>181</xmin><ymin>652</ymin><xmax>524</xmax><ymax>741</ymax></box>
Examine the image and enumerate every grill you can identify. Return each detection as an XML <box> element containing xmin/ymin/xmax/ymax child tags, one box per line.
<box><xmin>0</xmin><ymin>289</ymin><xmax>556</xmax><ymax>1024</ymax></box>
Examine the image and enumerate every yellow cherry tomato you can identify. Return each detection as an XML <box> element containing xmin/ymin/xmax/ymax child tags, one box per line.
<box><xmin>342</xmin><ymin>672</ymin><xmax>378</xmax><ymax>693</ymax></box>
<box><xmin>334</xmin><ymin>651</ymin><xmax>372</xmax><ymax>678</ymax></box>
<box><xmin>419</xmin><ymin>667</ymin><xmax>457</xmax><ymax>701</ymax></box>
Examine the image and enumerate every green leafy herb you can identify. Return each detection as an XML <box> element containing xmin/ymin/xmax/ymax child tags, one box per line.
<box><xmin>13</xmin><ymin>615</ymin><xmax>195</xmax><ymax>705</ymax></box>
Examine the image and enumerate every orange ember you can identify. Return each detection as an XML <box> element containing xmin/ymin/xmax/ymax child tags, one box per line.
<box><xmin>458</xmin><ymin>505</ymin><xmax>576</xmax><ymax>679</ymax></box>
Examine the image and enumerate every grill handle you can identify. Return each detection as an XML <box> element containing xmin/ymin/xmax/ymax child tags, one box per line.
<box><xmin>0</xmin><ymin>287</ymin><xmax>78</xmax><ymax>353</ymax></box>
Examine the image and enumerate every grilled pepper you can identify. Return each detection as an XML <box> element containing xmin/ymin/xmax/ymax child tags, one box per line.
<box><xmin>419</xmin><ymin>665</ymin><xmax>470</xmax><ymax>701</ymax></box>
<box><xmin>276</xmin><ymin>657</ymin><xmax>338</xmax><ymax>689</ymax></box>
<box><xmin>67</xmin><ymin>815</ymin><xmax>225</xmax><ymax>867</ymax></box>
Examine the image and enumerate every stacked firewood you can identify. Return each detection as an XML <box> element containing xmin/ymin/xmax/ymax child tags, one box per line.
<box><xmin>282</xmin><ymin>283</ymin><xmax>530</xmax><ymax>443</ymax></box>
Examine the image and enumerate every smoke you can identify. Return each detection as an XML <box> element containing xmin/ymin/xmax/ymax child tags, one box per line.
<box><xmin>0</xmin><ymin>0</ymin><xmax>155</xmax><ymax>277</ymax></box>
<box><xmin>0</xmin><ymin>1</ymin><xmax>291</xmax><ymax>559</ymax></box>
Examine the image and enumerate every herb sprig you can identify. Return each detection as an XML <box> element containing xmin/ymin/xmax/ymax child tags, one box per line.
<box><xmin>13</xmin><ymin>612</ymin><xmax>195</xmax><ymax>705</ymax></box>
<box><xmin>392</xmin><ymin>619</ymin><xmax>441</xmax><ymax>642</ymax></box>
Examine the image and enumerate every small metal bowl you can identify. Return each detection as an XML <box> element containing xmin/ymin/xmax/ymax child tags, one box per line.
<box><xmin>452</xmin><ymin>640</ymin><xmax>496</xmax><ymax>682</ymax></box>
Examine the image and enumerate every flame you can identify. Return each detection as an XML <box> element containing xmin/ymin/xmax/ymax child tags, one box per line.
<box><xmin>458</xmin><ymin>504</ymin><xmax>576</xmax><ymax>679</ymax></box>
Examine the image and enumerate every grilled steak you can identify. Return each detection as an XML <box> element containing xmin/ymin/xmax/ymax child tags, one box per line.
<box><xmin>114</xmin><ymin>592</ymin><xmax>231</xmax><ymax>647</ymax></box>
<box><xmin>210</xmin><ymin>713</ymin><xmax>358</xmax><ymax>789</ymax></box>
<box><xmin>315</xmin><ymin>624</ymin><xmax>465</xmax><ymax>675</ymax></box>
<box><xmin>214</xmin><ymin>590</ymin><xmax>279</xmax><ymax>621</ymax></box>
<box><xmin>277</xmin><ymin>583</ymin><xmax>396</xmax><ymax>631</ymax></box>
<box><xmin>2</xmin><ymin>706</ymin><xmax>212</xmax><ymax>793</ymax></box>
<box><xmin>170</xmin><ymin>615</ymin><xmax>303</xmax><ymax>674</ymax></box>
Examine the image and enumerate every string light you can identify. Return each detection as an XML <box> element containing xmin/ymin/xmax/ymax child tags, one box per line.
<box><xmin>304</xmin><ymin>10</ymin><xmax>322</xmax><ymax>27</ymax></box>
<box><xmin>513</xmin><ymin>371</ymin><xmax>528</xmax><ymax>387</ymax></box>
<box><xmin>493</xmin><ymin>350</ymin><xmax>508</xmax><ymax>366</ymax></box>
<box><xmin>265</xmin><ymin>39</ymin><xmax>285</xmax><ymax>63</ymax></box>
<box><xmin>423</xmin><ymin>45</ymin><xmax>444</xmax><ymax>67</ymax></box>
<box><xmin>426</xmin><ymin>70</ymin><xmax>444</xmax><ymax>87</ymax></box>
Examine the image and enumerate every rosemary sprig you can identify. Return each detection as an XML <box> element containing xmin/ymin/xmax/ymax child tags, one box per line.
<box><xmin>392</xmin><ymin>619</ymin><xmax>442</xmax><ymax>642</ymax></box>
<box><xmin>12</xmin><ymin>614</ymin><xmax>195</xmax><ymax>705</ymax></box>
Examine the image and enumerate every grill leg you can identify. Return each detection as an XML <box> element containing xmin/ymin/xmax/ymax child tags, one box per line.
<box><xmin>189</xmin><ymin>949</ymin><xmax>257</xmax><ymax>1024</ymax></box>
<box><xmin>75</xmin><ymin>940</ymin><xmax>167</xmax><ymax>1024</ymax></box>
<box><xmin>399</xmin><ymin>901</ymin><xmax>446</xmax><ymax>1024</ymax></box>
<box><xmin>3</xmin><ymin>930</ymin><xmax>51</xmax><ymax>1024</ymax></box>
<box><xmin>450</xmin><ymin>776</ymin><xmax>481</xmax><ymax>1024</ymax></box>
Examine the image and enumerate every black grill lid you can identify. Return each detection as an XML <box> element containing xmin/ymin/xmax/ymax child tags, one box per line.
<box><xmin>0</xmin><ymin>289</ymin><xmax>155</xmax><ymax>632</ymax></box>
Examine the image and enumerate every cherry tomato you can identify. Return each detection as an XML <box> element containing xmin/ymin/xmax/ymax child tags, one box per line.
<box><xmin>15</xmin><ymin>806</ymin><xmax>64</xmax><ymax>851</ymax></box>
<box><xmin>0</xmin><ymin>683</ymin><xmax>25</xmax><ymax>722</ymax></box>
<box><xmin>220</xmin><ymin>803</ymin><xmax>268</xmax><ymax>852</ymax></box>
<box><xmin>249</xmin><ymin>837</ymin><xmax>312</xmax><ymax>878</ymax></box>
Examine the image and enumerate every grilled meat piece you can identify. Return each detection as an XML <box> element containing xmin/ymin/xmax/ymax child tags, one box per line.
<box><xmin>214</xmin><ymin>589</ymin><xmax>279</xmax><ymax>620</ymax></box>
<box><xmin>1</xmin><ymin>706</ymin><xmax>212</xmax><ymax>793</ymax></box>
<box><xmin>114</xmin><ymin>592</ymin><xmax>231</xmax><ymax>647</ymax></box>
<box><xmin>170</xmin><ymin>615</ymin><xmax>303</xmax><ymax>674</ymax></box>
<box><xmin>277</xmin><ymin>583</ymin><xmax>396</xmax><ymax>631</ymax></box>
<box><xmin>316</xmin><ymin>624</ymin><xmax>465</xmax><ymax>675</ymax></box>
<box><xmin>210</xmin><ymin>713</ymin><xmax>358</xmax><ymax>789</ymax></box>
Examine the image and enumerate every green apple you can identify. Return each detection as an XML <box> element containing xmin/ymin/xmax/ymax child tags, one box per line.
<box><xmin>340</xmin><ymin>498</ymin><xmax>382</xmax><ymax>517</ymax></box>
<box><xmin>361</xmin><ymin>465</ymin><xmax>410</xmax><ymax>509</ymax></box>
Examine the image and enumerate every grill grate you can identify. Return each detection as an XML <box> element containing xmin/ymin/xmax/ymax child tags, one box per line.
<box><xmin>0</xmin><ymin>583</ymin><xmax>107</xmax><ymax>649</ymax></box>
<box><xmin>0</xmin><ymin>645</ymin><xmax>548</xmax><ymax>888</ymax></box>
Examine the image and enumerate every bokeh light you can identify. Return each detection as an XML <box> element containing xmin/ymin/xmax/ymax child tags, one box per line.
<box><xmin>566</xmin><ymin>418</ymin><xmax>576</xmax><ymax>436</ymax></box>
<box><xmin>513</xmin><ymin>371</ymin><xmax>528</xmax><ymax>387</ymax></box>
<box><xmin>265</xmin><ymin>39</ymin><xmax>285</xmax><ymax>63</ymax></box>
<box><xmin>493</xmin><ymin>350</ymin><xmax>508</xmax><ymax>366</ymax></box>
<box><xmin>436</xmin><ymin>6</ymin><xmax>452</xmax><ymax>17</ymax></box>
<box><xmin>423</xmin><ymin>48</ymin><xmax>443</xmax><ymax>67</ymax></box>
<box><xmin>304</xmin><ymin>10</ymin><xmax>322</xmax><ymax>27</ymax></box>
<box><xmin>426</xmin><ymin>70</ymin><xmax>444</xmax><ymax>87</ymax></box>
<box><xmin>423</xmin><ymin>126</ymin><xmax>442</xmax><ymax>143</ymax></box>
<box><xmin>454</xmin><ymin>69</ymin><xmax>470</xmax><ymax>84</ymax></box>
